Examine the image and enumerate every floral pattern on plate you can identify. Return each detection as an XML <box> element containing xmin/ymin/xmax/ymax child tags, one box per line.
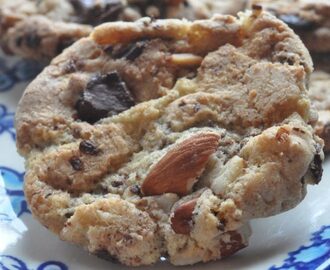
<box><xmin>0</xmin><ymin>255</ymin><xmax>68</xmax><ymax>270</ymax></box>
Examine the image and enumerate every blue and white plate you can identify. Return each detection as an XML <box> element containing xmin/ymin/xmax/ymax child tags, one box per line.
<box><xmin>0</xmin><ymin>53</ymin><xmax>329</xmax><ymax>270</ymax></box>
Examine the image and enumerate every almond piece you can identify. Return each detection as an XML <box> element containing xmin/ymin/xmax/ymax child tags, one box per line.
<box><xmin>169</xmin><ymin>53</ymin><xmax>203</xmax><ymax>67</ymax></box>
<box><xmin>141</xmin><ymin>133</ymin><xmax>220</xmax><ymax>196</ymax></box>
<box><xmin>171</xmin><ymin>198</ymin><xmax>198</xmax><ymax>234</ymax></box>
<box><xmin>220</xmin><ymin>230</ymin><xmax>247</xmax><ymax>258</ymax></box>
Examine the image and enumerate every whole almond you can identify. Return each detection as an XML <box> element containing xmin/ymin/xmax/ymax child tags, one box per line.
<box><xmin>141</xmin><ymin>133</ymin><xmax>220</xmax><ymax>196</ymax></box>
<box><xmin>171</xmin><ymin>198</ymin><xmax>198</xmax><ymax>235</ymax></box>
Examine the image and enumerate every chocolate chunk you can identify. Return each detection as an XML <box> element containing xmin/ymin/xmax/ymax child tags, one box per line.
<box><xmin>70</xmin><ymin>0</ymin><xmax>123</xmax><ymax>25</ymax></box>
<box><xmin>69</xmin><ymin>156</ymin><xmax>84</xmax><ymax>171</ymax></box>
<box><xmin>111</xmin><ymin>41</ymin><xmax>146</xmax><ymax>61</ymax></box>
<box><xmin>75</xmin><ymin>72</ymin><xmax>135</xmax><ymax>123</ymax></box>
<box><xmin>94</xmin><ymin>250</ymin><xmax>119</xmax><ymax>264</ymax></box>
<box><xmin>278</xmin><ymin>14</ymin><xmax>317</xmax><ymax>31</ymax></box>
<box><xmin>79</xmin><ymin>140</ymin><xmax>99</xmax><ymax>155</ymax></box>
<box><xmin>310</xmin><ymin>153</ymin><xmax>323</xmax><ymax>184</ymax></box>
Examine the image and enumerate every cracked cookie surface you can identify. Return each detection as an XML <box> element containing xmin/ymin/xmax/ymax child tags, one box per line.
<box><xmin>16</xmin><ymin>10</ymin><xmax>324</xmax><ymax>266</ymax></box>
<box><xmin>0</xmin><ymin>0</ymin><xmax>246</xmax><ymax>60</ymax></box>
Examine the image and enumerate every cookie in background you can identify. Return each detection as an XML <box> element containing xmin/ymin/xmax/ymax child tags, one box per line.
<box><xmin>247</xmin><ymin>0</ymin><xmax>330</xmax><ymax>153</ymax></box>
<box><xmin>0</xmin><ymin>0</ymin><xmax>246</xmax><ymax>60</ymax></box>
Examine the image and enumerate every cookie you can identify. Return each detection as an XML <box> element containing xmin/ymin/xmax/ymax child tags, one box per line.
<box><xmin>168</xmin><ymin>0</ymin><xmax>247</xmax><ymax>20</ymax></box>
<box><xmin>0</xmin><ymin>0</ymin><xmax>246</xmax><ymax>60</ymax></box>
<box><xmin>312</xmin><ymin>53</ymin><xmax>330</xmax><ymax>73</ymax></box>
<box><xmin>247</xmin><ymin>0</ymin><xmax>330</xmax><ymax>53</ymax></box>
<box><xmin>309</xmin><ymin>71</ymin><xmax>330</xmax><ymax>152</ymax></box>
<box><xmin>16</xmin><ymin>10</ymin><xmax>323</xmax><ymax>266</ymax></box>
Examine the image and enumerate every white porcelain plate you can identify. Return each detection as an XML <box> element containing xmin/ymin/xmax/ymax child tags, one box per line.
<box><xmin>0</xmin><ymin>54</ymin><xmax>329</xmax><ymax>270</ymax></box>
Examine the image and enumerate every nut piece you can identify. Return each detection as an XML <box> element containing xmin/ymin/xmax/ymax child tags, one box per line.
<box><xmin>141</xmin><ymin>133</ymin><xmax>220</xmax><ymax>196</ymax></box>
<box><xmin>275</xmin><ymin>127</ymin><xmax>290</xmax><ymax>142</ymax></box>
<box><xmin>169</xmin><ymin>53</ymin><xmax>203</xmax><ymax>67</ymax></box>
<box><xmin>210</xmin><ymin>156</ymin><xmax>245</xmax><ymax>196</ymax></box>
<box><xmin>220</xmin><ymin>230</ymin><xmax>248</xmax><ymax>258</ymax></box>
<box><xmin>171</xmin><ymin>198</ymin><xmax>198</xmax><ymax>234</ymax></box>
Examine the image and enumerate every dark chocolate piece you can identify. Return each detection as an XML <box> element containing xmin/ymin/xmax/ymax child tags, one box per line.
<box><xmin>75</xmin><ymin>72</ymin><xmax>135</xmax><ymax>123</ymax></box>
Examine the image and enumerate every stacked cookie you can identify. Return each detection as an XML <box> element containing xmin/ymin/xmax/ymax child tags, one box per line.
<box><xmin>0</xmin><ymin>0</ymin><xmax>246</xmax><ymax>59</ymax></box>
<box><xmin>248</xmin><ymin>0</ymin><xmax>330</xmax><ymax>152</ymax></box>
<box><xmin>2</xmin><ymin>0</ymin><xmax>327</xmax><ymax>267</ymax></box>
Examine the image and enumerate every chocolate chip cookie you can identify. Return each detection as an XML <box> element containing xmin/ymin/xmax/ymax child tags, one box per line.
<box><xmin>309</xmin><ymin>71</ymin><xmax>330</xmax><ymax>152</ymax></box>
<box><xmin>0</xmin><ymin>0</ymin><xmax>247</xmax><ymax>60</ymax></box>
<box><xmin>247</xmin><ymin>0</ymin><xmax>330</xmax><ymax>53</ymax></box>
<box><xmin>16</xmin><ymin>9</ymin><xmax>323</xmax><ymax>266</ymax></box>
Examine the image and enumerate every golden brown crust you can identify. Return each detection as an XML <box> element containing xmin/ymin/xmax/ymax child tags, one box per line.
<box><xmin>16</xmin><ymin>12</ymin><xmax>323</xmax><ymax>266</ymax></box>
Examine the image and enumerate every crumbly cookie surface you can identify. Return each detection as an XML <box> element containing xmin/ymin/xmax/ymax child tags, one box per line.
<box><xmin>0</xmin><ymin>0</ymin><xmax>246</xmax><ymax>60</ymax></box>
<box><xmin>16</xmin><ymin>10</ymin><xmax>323</xmax><ymax>266</ymax></box>
<box><xmin>248</xmin><ymin>0</ymin><xmax>330</xmax><ymax>53</ymax></box>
